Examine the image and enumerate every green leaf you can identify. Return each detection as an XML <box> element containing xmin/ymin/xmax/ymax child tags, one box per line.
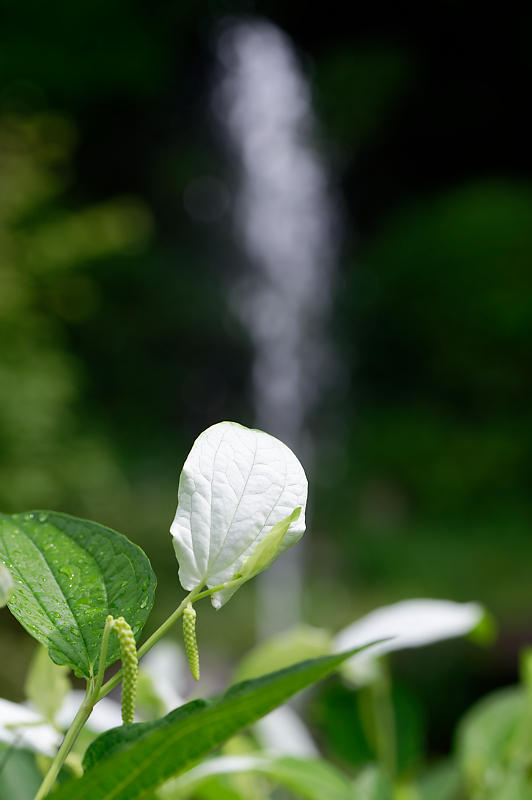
<box><xmin>181</xmin><ymin>777</ymin><xmax>245</xmax><ymax>800</ymax></box>
<box><xmin>157</xmin><ymin>755</ymin><xmax>354</xmax><ymax>800</ymax></box>
<box><xmin>0</xmin><ymin>745</ymin><xmax>44</xmax><ymax>800</ymax></box>
<box><xmin>25</xmin><ymin>644</ymin><xmax>71</xmax><ymax>722</ymax></box>
<box><xmin>456</xmin><ymin>686</ymin><xmax>527</xmax><ymax>795</ymax></box>
<box><xmin>0</xmin><ymin>563</ymin><xmax>14</xmax><ymax>607</ymax></box>
<box><xmin>232</xmin><ymin>508</ymin><xmax>301</xmax><ymax>584</ymax></box>
<box><xmin>417</xmin><ymin>760</ymin><xmax>462</xmax><ymax>800</ymax></box>
<box><xmin>0</xmin><ymin>511</ymin><xmax>156</xmax><ymax>678</ymax></box>
<box><xmin>234</xmin><ymin>624</ymin><xmax>332</xmax><ymax>683</ymax></box>
<box><xmin>468</xmin><ymin>609</ymin><xmax>497</xmax><ymax>646</ymax></box>
<box><xmin>54</xmin><ymin>647</ymin><xmax>370</xmax><ymax>800</ymax></box>
<box><xmin>352</xmin><ymin>765</ymin><xmax>393</xmax><ymax>799</ymax></box>
<box><xmin>520</xmin><ymin>647</ymin><xmax>532</xmax><ymax>697</ymax></box>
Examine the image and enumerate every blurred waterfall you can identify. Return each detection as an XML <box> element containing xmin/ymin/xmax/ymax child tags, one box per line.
<box><xmin>214</xmin><ymin>18</ymin><xmax>339</xmax><ymax>635</ymax></box>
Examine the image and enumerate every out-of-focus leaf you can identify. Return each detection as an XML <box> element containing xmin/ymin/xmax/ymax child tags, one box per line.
<box><xmin>135</xmin><ymin>671</ymin><xmax>168</xmax><ymax>721</ymax></box>
<box><xmin>311</xmin><ymin>682</ymin><xmax>374</xmax><ymax>768</ymax></box>
<box><xmin>358</xmin><ymin>680</ymin><xmax>425</xmax><ymax>776</ymax></box>
<box><xmin>0</xmin><ymin>745</ymin><xmax>44</xmax><ymax>800</ymax></box>
<box><xmin>25</xmin><ymin>644</ymin><xmax>70</xmax><ymax>722</ymax></box>
<box><xmin>468</xmin><ymin>609</ymin><xmax>497</xmax><ymax>646</ymax></box>
<box><xmin>0</xmin><ymin>511</ymin><xmax>156</xmax><ymax>678</ymax></box>
<box><xmin>0</xmin><ymin>564</ymin><xmax>13</xmax><ymax>607</ymax></box>
<box><xmin>157</xmin><ymin>755</ymin><xmax>354</xmax><ymax>800</ymax></box>
<box><xmin>234</xmin><ymin>624</ymin><xmax>332</xmax><ymax>683</ymax></box>
<box><xmin>352</xmin><ymin>765</ymin><xmax>393</xmax><ymax>799</ymax></box>
<box><xmin>177</xmin><ymin>777</ymin><xmax>246</xmax><ymax>800</ymax></box>
<box><xmin>520</xmin><ymin>647</ymin><xmax>532</xmax><ymax>697</ymax></box>
<box><xmin>456</xmin><ymin>686</ymin><xmax>530</xmax><ymax>796</ymax></box>
<box><xmin>54</xmin><ymin>648</ymin><xmax>368</xmax><ymax>800</ymax></box>
<box><xmin>417</xmin><ymin>760</ymin><xmax>461</xmax><ymax>800</ymax></box>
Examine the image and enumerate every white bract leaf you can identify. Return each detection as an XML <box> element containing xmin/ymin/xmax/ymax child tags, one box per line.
<box><xmin>171</xmin><ymin>421</ymin><xmax>307</xmax><ymax>608</ymax></box>
<box><xmin>335</xmin><ymin>598</ymin><xmax>485</xmax><ymax>686</ymax></box>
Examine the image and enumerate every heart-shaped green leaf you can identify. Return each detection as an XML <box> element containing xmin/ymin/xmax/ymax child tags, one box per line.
<box><xmin>53</xmin><ymin>647</ymin><xmax>369</xmax><ymax>800</ymax></box>
<box><xmin>0</xmin><ymin>511</ymin><xmax>156</xmax><ymax>678</ymax></box>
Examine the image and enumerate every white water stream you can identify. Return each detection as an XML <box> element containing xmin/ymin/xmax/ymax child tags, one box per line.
<box><xmin>214</xmin><ymin>18</ymin><xmax>339</xmax><ymax>634</ymax></box>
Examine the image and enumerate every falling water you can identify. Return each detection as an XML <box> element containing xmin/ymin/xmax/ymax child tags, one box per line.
<box><xmin>214</xmin><ymin>18</ymin><xmax>339</xmax><ymax>634</ymax></box>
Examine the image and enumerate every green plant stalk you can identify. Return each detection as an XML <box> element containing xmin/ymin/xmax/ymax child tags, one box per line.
<box><xmin>97</xmin><ymin>586</ymin><xmax>202</xmax><ymax>702</ymax></box>
<box><xmin>370</xmin><ymin>664</ymin><xmax>397</xmax><ymax>781</ymax></box>
<box><xmin>33</xmin><ymin>681</ymin><xmax>94</xmax><ymax>800</ymax></box>
<box><xmin>34</xmin><ymin>581</ymin><xmax>229</xmax><ymax>798</ymax></box>
<box><xmin>358</xmin><ymin>658</ymin><xmax>397</xmax><ymax>781</ymax></box>
<box><xmin>34</xmin><ymin>616</ymin><xmax>113</xmax><ymax>799</ymax></box>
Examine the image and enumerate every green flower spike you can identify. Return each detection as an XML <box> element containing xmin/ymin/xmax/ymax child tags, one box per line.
<box><xmin>183</xmin><ymin>602</ymin><xmax>200</xmax><ymax>681</ymax></box>
<box><xmin>110</xmin><ymin>615</ymin><xmax>139</xmax><ymax>724</ymax></box>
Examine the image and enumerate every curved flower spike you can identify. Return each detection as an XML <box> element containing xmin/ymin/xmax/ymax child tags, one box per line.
<box><xmin>335</xmin><ymin>598</ymin><xmax>486</xmax><ymax>686</ymax></box>
<box><xmin>171</xmin><ymin>421</ymin><xmax>307</xmax><ymax>608</ymax></box>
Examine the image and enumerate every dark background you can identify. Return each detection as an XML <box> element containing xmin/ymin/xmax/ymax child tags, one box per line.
<box><xmin>1</xmin><ymin>0</ymin><xmax>531</xmax><ymax>766</ymax></box>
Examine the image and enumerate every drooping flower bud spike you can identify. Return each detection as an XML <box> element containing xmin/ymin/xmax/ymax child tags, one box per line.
<box><xmin>183</xmin><ymin>602</ymin><xmax>200</xmax><ymax>681</ymax></box>
<box><xmin>110</xmin><ymin>616</ymin><xmax>139</xmax><ymax>724</ymax></box>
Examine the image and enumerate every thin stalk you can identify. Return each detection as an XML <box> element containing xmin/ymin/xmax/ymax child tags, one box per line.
<box><xmin>35</xmin><ymin>584</ymin><xmax>210</xmax><ymax>796</ymax></box>
<box><xmin>358</xmin><ymin>658</ymin><xmax>397</xmax><ymax>782</ymax></box>
<box><xmin>97</xmin><ymin>586</ymin><xmax>202</xmax><ymax>701</ymax></box>
<box><xmin>35</xmin><ymin>614</ymin><xmax>118</xmax><ymax>798</ymax></box>
<box><xmin>369</xmin><ymin>661</ymin><xmax>397</xmax><ymax>780</ymax></box>
<box><xmin>33</xmin><ymin>682</ymin><xmax>94</xmax><ymax>800</ymax></box>
<box><xmin>194</xmin><ymin>578</ymin><xmax>242</xmax><ymax>602</ymax></box>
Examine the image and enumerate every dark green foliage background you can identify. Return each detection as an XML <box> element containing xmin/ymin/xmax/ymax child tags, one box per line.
<box><xmin>0</xmin><ymin>0</ymin><xmax>530</xmax><ymax>765</ymax></box>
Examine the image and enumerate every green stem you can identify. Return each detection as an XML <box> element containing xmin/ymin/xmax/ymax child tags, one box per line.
<box><xmin>358</xmin><ymin>658</ymin><xmax>397</xmax><ymax>781</ymax></box>
<box><xmin>194</xmin><ymin>578</ymin><xmax>242</xmax><ymax>602</ymax></box>
<box><xmin>370</xmin><ymin>660</ymin><xmax>397</xmax><ymax>780</ymax></box>
<box><xmin>34</xmin><ymin>614</ymin><xmax>115</xmax><ymax>799</ymax></box>
<box><xmin>34</xmin><ymin>584</ymin><xmax>208</xmax><ymax>797</ymax></box>
<box><xmin>97</xmin><ymin>586</ymin><xmax>202</xmax><ymax>702</ymax></box>
<box><xmin>33</xmin><ymin>682</ymin><xmax>94</xmax><ymax>800</ymax></box>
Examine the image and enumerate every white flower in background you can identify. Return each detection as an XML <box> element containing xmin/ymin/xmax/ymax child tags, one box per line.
<box><xmin>171</xmin><ymin>421</ymin><xmax>307</xmax><ymax>608</ymax></box>
<box><xmin>0</xmin><ymin>698</ymin><xmax>60</xmax><ymax>755</ymax></box>
<box><xmin>335</xmin><ymin>599</ymin><xmax>486</xmax><ymax>686</ymax></box>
